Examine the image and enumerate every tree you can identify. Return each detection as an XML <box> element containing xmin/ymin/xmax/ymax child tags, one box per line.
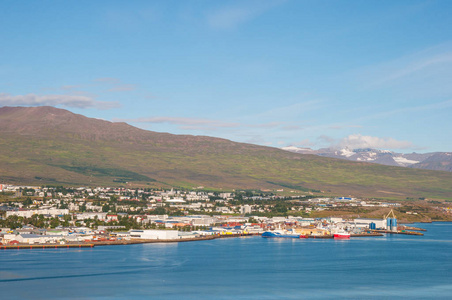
<box><xmin>50</xmin><ymin>217</ymin><xmax>60</xmax><ymax>228</ymax></box>
<box><xmin>102</xmin><ymin>204</ymin><xmax>110</xmax><ymax>212</ymax></box>
<box><xmin>23</xmin><ymin>197</ymin><xmax>33</xmax><ymax>207</ymax></box>
<box><xmin>153</xmin><ymin>207</ymin><xmax>166</xmax><ymax>215</ymax></box>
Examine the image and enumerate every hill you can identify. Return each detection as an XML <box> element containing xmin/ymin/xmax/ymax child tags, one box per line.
<box><xmin>1</xmin><ymin>106</ymin><xmax>452</xmax><ymax>200</ymax></box>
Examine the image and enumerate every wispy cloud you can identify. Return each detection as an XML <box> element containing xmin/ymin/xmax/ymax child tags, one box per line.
<box><xmin>94</xmin><ymin>77</ymin><xmax>137</xmax><ymax>92</ymax></box>
<box><xmin>292</xmin><ymin>139</ymin><xmax>314</xmax><ymax>147</ymax></box>
<box><xmin>355</xmin><ymin>99</ymin><xmax>452</xmax><ymax>123</ymax></box>
<box><xmin>247</xmin><ymin>122</ymin><xmax>282</xmax><ymax>129</ymax></box>
<box><xmin>357</xmin><ymin>43</ymin><xmax>452</xmax><ymax>91</ymax></box>
<box><xmin>328</xmin><ymin>124</ymin><xmax>362</xmax><ymax>130</ymax></box>
<box><xmin>256</xmin><ymin>99</ymin><xmax>325</xmax><ymax>120</ymax></box>
<box><xmin>108</xmin><ymin>84</ymin><xmax>137</xmax><ymax>92</ymax></box>
<box><xmin>117</xmin><ymin>116</ymin><xmax>294</xmax><ymax>133</ymax></box>
<box><xmin>206</xmin><ymin>0</ymin><xmax>284</xmax><ymax>30</ymax></box>
<box><xmin>102</xmin><ymin>6</ymin><xmax>158</xmax><ymax>32</ymax></box>
<box><xmin>60</xmin><ymin>85</ymin><xmax>81</xmax><ymax>91</ymax></box>
<box><xmin>94</xmin><ymin>77</ymin><xmax>121</xmax><ymax>84</ymax></box>
<box><xmin>0</xmin><ymin>93</ymin><xmax>120</xmax><ymax>110</ymax></box>
<box><xmin>376</xmin><ymin>53</ymin><xmax>452</xmax><ymax>86</ymax></box>
<box><xmin>120</xmin><ymin>116</ymin><xmax>240</xmax><ymax>129</ymax></box>
<box><xmin>281</xmin><ymin>125</ymin><xmax>303</xmax><ymax>131</ymax></box>
<box><xmin>338</xmin><ymin>134</ymin><xmax>413</xmax><ymax>150</ymax></box>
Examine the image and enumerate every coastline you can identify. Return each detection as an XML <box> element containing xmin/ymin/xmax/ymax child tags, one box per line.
<box><xmin>0</xmin><ymin>232</ymin><xmax>390</xmax><ymax>249</ymax></box>
<box><xmin>0</xmin><ymin>233</ymin><xmax>258</xmax><ymax>250</ymax></box>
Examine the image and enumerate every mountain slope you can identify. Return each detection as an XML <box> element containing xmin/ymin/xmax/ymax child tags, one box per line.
<box><xmin>282</xmin><ymin>146</ymin><xmax>452</xmax><ymax>172</ymax></box>
<box><xmin>1</xmin><ymin>106</ymin><xmax>452</xmax><ymax>199</ymax></box>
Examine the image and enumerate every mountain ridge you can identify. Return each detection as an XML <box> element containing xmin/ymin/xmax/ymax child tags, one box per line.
<box><xmin>282</xmin><ymin>146</ymin><xmax>452</xmax><ymax>172</ymax></box>
<box><xmin>1</xmin><ymin>106</ymin><xmax>452</xmax><ymax>199</ymax></box>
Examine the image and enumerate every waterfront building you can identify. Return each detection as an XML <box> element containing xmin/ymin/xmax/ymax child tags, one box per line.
<box><xmin>354</xmin><ymin>218</ymin><xmax>387</xmax><ymax>229</ymax></box>
<box><xmin>129</xmin><ymin>230</ymin><xmax>179</xmax><ymax>240</ymax></box>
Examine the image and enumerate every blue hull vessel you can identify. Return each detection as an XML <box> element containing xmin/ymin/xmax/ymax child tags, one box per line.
<box><xmin>262</xmin><ymin>230</ymin><xmax>300</xmax><ymax>238</ymax></box>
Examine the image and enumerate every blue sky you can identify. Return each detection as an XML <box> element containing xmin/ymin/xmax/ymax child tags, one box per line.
<box><xmin>1</xmin><ymin>0</ymin><xmax>451</xmax><ymax>152</ymax></box>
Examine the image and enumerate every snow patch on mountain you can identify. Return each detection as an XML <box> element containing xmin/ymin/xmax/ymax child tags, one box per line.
<box><xmin>281</xmin><ymin>146</ymin><xmax>314</xmax><ymax>153</ymax></box>
<box><xmin>393</xmin><ymin>156</ymin><xmax>419</xmax><ymax>166</ymax></box>
<box><xmin>340</xmin><ymin>148</ymin><xmax>354</xmax><ymax>157</ymax></box>
<box><xmin>280</xmin><ymin>146</ymin><xmax>451</xmax><ymax>172</ymax></box>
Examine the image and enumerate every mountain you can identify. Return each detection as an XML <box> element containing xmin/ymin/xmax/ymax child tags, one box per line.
<box><xmin>282</xmin><ymin>146</ymin><xmax>452</xmax><ymax>172</ymax></box>
<box><xmin>410</xmin><ymin>152</ymin><xmax>452</xmax><ymax>172</ymax></box>
<box><xmin>1</xmin><ymin>106</ymin><xmax>452</xmax><ymax>199</ymax></box>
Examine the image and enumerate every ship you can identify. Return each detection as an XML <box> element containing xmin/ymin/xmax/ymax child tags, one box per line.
<box><xmin>262</xmin><ymin>230</ymin><xmax>304</xmax><ymax>238</ymax></box>
<box><xmin>333</xmin><ymin>231</ymin><xmax>350</xmax><ymax>239</ymax></box>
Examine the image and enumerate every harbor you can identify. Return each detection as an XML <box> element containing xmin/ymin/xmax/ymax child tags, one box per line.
<box><xmin>1</xmin><ymin>222</ymin><xmax>449</xmax><ymax>299</ymax></box>
<box><xmin>1</xmin><ymin>209</ymin><xmax>426</xmax><ymax>249</ymax></box>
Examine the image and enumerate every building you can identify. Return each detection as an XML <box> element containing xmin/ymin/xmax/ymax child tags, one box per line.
<box><xmin>240</xmin><ymin>205</ymin><xmax>252</xmax><ymax>215</ymax></box>
<box><xmin>129</xmin><ymin>230</ymin><xmax>179</xmax><ymax>240</ymax></box>
<box><xmin>6</xmin><ymin>208</ymin><xmax>70</xmax><ymax>218</ymax></box>
<box><xmin>354</xmin><ymin>218</ymin><xmax>387</xmax><ymax>229</ymax></box>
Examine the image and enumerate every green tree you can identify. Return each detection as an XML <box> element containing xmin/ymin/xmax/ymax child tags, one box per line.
<box><xmin>23</xmin><ymin>197</ymin><xmax>33</xmax><ymax>207</ymax></box>
<box><xmin>102</xmin><ymin>204</ymin><xmax>110</xmax><ymax>212</ymax></box>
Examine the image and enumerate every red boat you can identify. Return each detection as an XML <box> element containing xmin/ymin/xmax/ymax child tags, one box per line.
<box><xmin>333</xmin><ymin>232</ymin><xmax>350</xmax><ymax>239</ymax></box>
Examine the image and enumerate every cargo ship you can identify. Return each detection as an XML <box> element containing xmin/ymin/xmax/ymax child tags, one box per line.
<box><xmin>262</xmin><ymin>230</ymin><xmax>303</xmax><ymax>238</ymax></box>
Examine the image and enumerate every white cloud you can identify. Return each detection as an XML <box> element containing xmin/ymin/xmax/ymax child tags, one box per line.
<box><xmin>338</xmin><ymin>134</ymin><xmax>413</xmax><ymax>150</ymax></box>
<box><xmin>0</xmin><ymin>93</ymin><xmax>120</xmax><ymax>110</ymax></box>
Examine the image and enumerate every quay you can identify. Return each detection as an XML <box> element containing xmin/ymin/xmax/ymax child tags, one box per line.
<box><xmin>371</xmin><ymin>229</ymin><xmax>424</xmax><ymax>236</ymax></box>
<box><xmin>1</xmin><ymin>243</ymin><xmax>94</xmax><ymax>250</ymax></box>
<box><xmin>307</xmin><ymin>233</ymin><xmax>384</xmax><ymax>239</ymax></box>
<box><xmin>0</xmin><ymin>233</ymin><xmax>258</xmax><ymax>250</ymax></box>
<box><xmin>399</xmin><ymin>225</ymin><xmax>427</xmax><ymax>232</ymax></box>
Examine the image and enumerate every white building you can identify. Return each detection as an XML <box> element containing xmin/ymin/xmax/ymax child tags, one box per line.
<box><xmin>129</xmin><ymin>230</ymin><xmax>179</xmax><ymax>240</ymax></box>
<box><xmin>6</xmin><ymin>208</ymin><xmax>70</xmax><ymax>218</ymax></box>
<box><xmin>240</xmin><ymin>205</ymin><xmax>252</xmax><ymax>215</ymax></box>
<box><xmin>354</xmin><ymin>218</ymin><xmax>387</xmax><ymax>229</ymax></box>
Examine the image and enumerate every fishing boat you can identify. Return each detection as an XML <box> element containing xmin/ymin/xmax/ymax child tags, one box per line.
<box><xmin>333</xmin><ymin>231</ymin><xmax>350</xmax><ymax>239</ymax></box>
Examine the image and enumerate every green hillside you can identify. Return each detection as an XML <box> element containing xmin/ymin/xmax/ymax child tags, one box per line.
<box><xmin>1</xmin><ymin>106</ymin><xmax>451</xmax><ymax>199</ymax></box>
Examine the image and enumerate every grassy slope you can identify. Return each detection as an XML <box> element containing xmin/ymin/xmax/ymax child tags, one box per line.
<box><xmin>1</xmin><ymin>133</ymin><xmax>451</xmax><ymax>199</ymax></box>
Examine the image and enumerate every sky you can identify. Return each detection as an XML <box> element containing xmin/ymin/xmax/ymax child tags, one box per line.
<box><xmin>1</xmin><ymin>0</ymin><xmax>452</xmax><ymax>153</ymax></box>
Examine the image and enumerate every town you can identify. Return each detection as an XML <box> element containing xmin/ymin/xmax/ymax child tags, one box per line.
<box><xmin>0</xmin><ymin>183</ymin><xmax>449</xmax><ymax>247</ymax></box>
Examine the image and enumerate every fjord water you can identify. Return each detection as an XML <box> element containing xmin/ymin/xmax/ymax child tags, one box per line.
<box><xmin>1</xmin><ymin>223</ymin><xmax>451</xmax><ymax>299</ymax></box>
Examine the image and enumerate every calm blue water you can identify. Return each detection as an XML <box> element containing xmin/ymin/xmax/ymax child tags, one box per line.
<box><xmin>1</xmin><ymin>222</ymin><xmax>451</xmax><ymax>299</ymax></box>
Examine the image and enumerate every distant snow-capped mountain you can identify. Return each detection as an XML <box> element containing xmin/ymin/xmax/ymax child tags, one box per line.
<box><xmin>281</xmin><ymin>146</ymin><xmax>452</xmax><ymax>172</ymax></box>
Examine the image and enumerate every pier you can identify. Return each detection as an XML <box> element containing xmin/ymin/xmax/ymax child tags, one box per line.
<box><xmin>370</xmin><ymin>229</ymin><xmax>424</xmax><ymax>236</ymax></box>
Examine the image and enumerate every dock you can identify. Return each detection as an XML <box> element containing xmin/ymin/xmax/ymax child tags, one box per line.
<box><xmin>399</xmin><ymin>225</ymin><xmax>427</xmax><ymax>232</ymax></box>
<box><xmin>0</xmin><ymin>233</ymin><xmax>259</xmax><ymax>250</ymax></box>
<box><xmin>306</xmin><ymin>233</ymin><xmax>384</xmax><ymax>239</ymax></box>
<box><xmin>371</xmin><ymin>229</ymin><xmax>424</xmax><ymax>236</ymax></box>
<box><xmin>0</xmin><ymin>244</ymin><xmax>94</xmax><ymax>250</ymax></box>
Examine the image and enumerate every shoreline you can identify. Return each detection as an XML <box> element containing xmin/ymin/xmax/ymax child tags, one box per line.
<box><xmin>0</xmin><ymin>232</ymin><xmax>390</xmax><ymax>249</ymax></box>
<box><xmin>0</xmin><ymin>233</ymin><xmax>258</xmax><ymax>250</ymax></box>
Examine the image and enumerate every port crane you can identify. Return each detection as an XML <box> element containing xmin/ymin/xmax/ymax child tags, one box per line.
<box><xmin>384</xmin><ymin>209</ymin><xmax>398</xmax><ymax>232</ymax></box>
<box><xmin>384</xmin><ymin>209</ymin><xmax>396</xmax><ymax>220</ymax></box>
